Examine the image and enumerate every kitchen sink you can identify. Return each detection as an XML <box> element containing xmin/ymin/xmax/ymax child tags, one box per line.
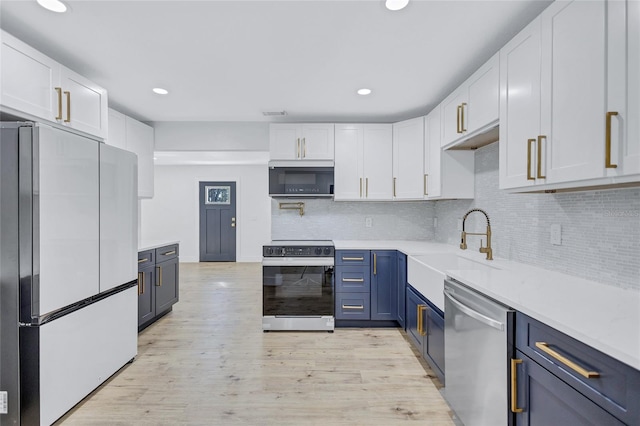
<box><xmin>407</xmin><ymin>252</ymin><xmax>501</xmax><ymax>311</ymax></box>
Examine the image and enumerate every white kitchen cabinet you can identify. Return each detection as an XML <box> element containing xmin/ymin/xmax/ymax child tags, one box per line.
<box><xmin>500</xmin><ymin>0</ymin><xmax>636</xmax><ymax>191</ymax></box>
<box><xmin>334</xmin><ymin>124</ymin><xmax>392</xmax><ymax>201</ymax></box>
<box><xmin>107</xmin><ymin>108</ymin><xmax>155</xmax><ymax>198</ymax></box>
<box><xmin>424</xmin><ymin>106</ymin><xmax>474</xmax><ymax>200</ymax></box>
<box><xmin>622</xmin><ymin>0</ymin><xmax>640</xmax><ymax>176</ymax></box>
<box><xmin>393</xmin><ymin>117</ymin><xmax>424</xmax><ymax>200</ymax></box>
<box><xmin>441</xmin><ymin>53</ymin><xmax>499</xmax><ymax>148</ymax></box>
<box><xmin>0</xmin><ymin>30</ymin><xmax>108</xmax><ymax>140</ymax></box>
<box><xmin>269</xmin><ymin>123</ymin><xmax>334</xmax><ymax>160</ymax></box>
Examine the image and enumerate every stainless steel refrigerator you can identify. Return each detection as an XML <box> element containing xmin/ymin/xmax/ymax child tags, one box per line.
<box><xmin>1</xmin><ymin>122</ymin><xmax>138</xmax><ymax>425</ymax></box>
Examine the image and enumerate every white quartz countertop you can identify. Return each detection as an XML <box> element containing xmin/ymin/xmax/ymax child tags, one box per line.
<box><xmin>334</xmin><ymin>240</ymin><xmax>640</xmax><ymax>370</ymax></box>
<box><xmin>138</xmin><ymin>240</ymin><xmax>180</xmax><ymax>252</ymax></box>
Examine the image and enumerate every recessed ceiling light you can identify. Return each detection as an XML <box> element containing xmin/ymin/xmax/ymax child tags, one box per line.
<box><xmin>357</xmin><ymin>88</ymin><xmax>372</xmax><ymax>96</ymax></box>
<box><xmin>385</xmin><ymin>0</ymin><xmax>409</xmax><ymax>11</ymax></box>
<box><xmin>37</xmin><ymin>0</ymin><xmax>67</xmax><ymax>13</ymax></box>
<box><xmin>152</xmin><ymin>88</ymin><xmax>169</xmax><ymax>95</ymax></box>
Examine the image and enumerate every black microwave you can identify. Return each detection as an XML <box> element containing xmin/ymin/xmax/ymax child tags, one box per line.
<box><xmin>268</xmin><ymin>165</ymin><xmax>334</xmax><ymax>197</ymax></box>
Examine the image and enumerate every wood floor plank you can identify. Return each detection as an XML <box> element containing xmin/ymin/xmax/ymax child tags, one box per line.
<box><xmin>56</xmin><ymin>262</ymin><xmax>454</xmax><ymax>425</ymax></box>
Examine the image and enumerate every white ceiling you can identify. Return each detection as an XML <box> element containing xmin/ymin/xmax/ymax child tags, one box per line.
<box><xmin>0</xmin><ymin>0</ymin><xmax>552</xmax><ymax>123</ymax></box>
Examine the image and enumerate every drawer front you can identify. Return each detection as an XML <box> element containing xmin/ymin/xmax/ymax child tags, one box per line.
<box><xmin>516</xmin><ymin>313</ymin><xmax>640</xmax><ymax>425</ymax></box>
<box><xmin>137</xmin><ymin>250</ymin><xmax>154</xmax><ymax>269</ymax></box>
<box><xmin>335</xmin><ymin>293</ymin><xmax>370</xmax><ymax>320</ymax></box>
<box><xmin>335</xmin><ymin>250</ymin><xmax>370</xmax><ymax>266</ymax></box>
<box><xmin>335</xmin><ymin>266</ymin><xmax>370</xmax><ymax>292</ymax></box>
<box><xmin>156</xmin><ymin>244</ymin><xmax>179</xmax><ymax>263</ymax></box>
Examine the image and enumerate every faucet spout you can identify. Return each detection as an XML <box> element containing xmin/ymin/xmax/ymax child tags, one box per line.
<box><xmin>459</xmin><ymin>208</ymin><xmax>493</xmax><ymax>260</ymax></box>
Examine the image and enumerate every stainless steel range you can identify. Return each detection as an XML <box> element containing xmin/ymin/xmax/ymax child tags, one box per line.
<box><xmin>262</xmin><ymin>240</ymin><xmax>335</xmax><ymax>331</ymax></box>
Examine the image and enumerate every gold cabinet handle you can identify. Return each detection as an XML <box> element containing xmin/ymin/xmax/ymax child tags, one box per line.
<box><xmin>460</xmin><ymin>102</ymin><xmax>467</xmax><ymax>132</ymax></box>
<box><xmin>456</xmin><ymin>104</ymin><xmax>462</xmax><ymax>133</ymax></box>
<box><xmin>365</xmin><ymin>177</ymin><xmax>369</xmax><ymax>198</ymax></box>
<box><xmin>297</xmin><ymin>138</ymin><xmax>300</xmax><ymax>158</ymax></box>
<box><xmin>535</xmin><ymin>342</ymin><xmax>600</xmax><ymax>378</ymax></box>
<box><xmin>156</xmin><ymin>266</ymin><xmax>162</xmax><ymax>287</ymax></box>
<box><xmin>64</xmin><ymin>91</ymin><xmax>71</xmax><ymax>122</ymax></box>
<box><xmin>342</xmin><ymin>278</ymin><xmax>364</xmax><ymax>283</ymax></box>
<box><xmin>511</xmin><ymin>359</ymin><xmax>523</xmax><ymax>413</ymax></box>
<box><xmin>303</xmin><ymin>137</ymin><xmax>306</xmax><ymax>158</ymax></box>
<box><xmin>419</xmin><ymin>305</ymin><xmax>427</xmax><ymax>336</ymax></box>
<box><xmin>373</xmin><ymin>253</ymin><xmax>377</xmax><ymax>275</ymax></box>
<box><xmin>537</xmin><ymin>135</ymin><xmax>546</xmax><ymax>178</ymax></box>
<box><xmin>162</xmin><ymin>250</ymin><xmax>176</xmax><ymax>256</ymax></box>
<box><xmin>138</xmin><ymin>272</ymin><xmax>143</xmax><ymax>295</ymax></box>
<box><xmin>606</xmin><ymin>111</ymin><xmax>619</xmax><ymax>168</ymax></box>
<box><xmin>342</xmin><ymin>257</ymin><xmax>364</xmax><ymax>261</ymax></box>
<box><xmin>393</xmin><ymin>177</ymin><xmax>397</xmax><ymax>197</ymax></box>
<box><xmin>138</xmin><ymin>258</ymin><xmax>149</xmax><ymax>263</ymax></box>
<box><xmin>360</xmin><ymin>177</ymin><xmax>363</xmax><ymax>198</ymax></box>
<box><xmin>424</xmin><ymin>174</ymin><xmax>428</xmax><ymax>196</ymax></box>
<box><xmin>342</xmin><ymin>304</ymin><xmax>364</xmax><ymax>310</ymax></box>
<box><xmin>527</xmin><ymin>139</ymin><xmax>536</xmax><ymax>181</ymax></box>
<box><xmin>55</xmin><ymin>87</ymin><xmax>63</xmax><ymax>120</ymax></box>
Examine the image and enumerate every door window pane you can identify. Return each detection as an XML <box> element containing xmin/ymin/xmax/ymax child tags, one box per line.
<box><xmin>205</xmin><ymin>186</ymin><xmax>231</xmax><ymax>204</ymax></box>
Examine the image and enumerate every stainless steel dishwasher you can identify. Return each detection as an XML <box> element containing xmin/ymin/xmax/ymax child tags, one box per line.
<box><xmin>444</xmin><ymin>278</ymin><xmax>515</xmax><ymax>426</ymax></box>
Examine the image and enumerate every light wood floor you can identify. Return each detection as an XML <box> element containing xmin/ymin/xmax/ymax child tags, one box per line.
<box><xmin>57</xmin><ymin>262</ymin><xmax>454</xmax><ymax>425</ymax></box>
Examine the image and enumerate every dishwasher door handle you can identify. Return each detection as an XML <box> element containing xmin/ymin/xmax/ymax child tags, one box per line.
<box><xmin>444</xmin><ymin>290</ymin><xmax>504</xmax><ymax>331</ymax></box>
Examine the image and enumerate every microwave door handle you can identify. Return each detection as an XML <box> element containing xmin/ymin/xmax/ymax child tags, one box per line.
<box><xmin>444</xmin><ymin>289</ymin><xmax>504</xmax><ymax>331</ymax></box>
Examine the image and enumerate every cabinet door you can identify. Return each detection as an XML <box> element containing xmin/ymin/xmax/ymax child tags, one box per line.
<box><xmin>0</xmin><ymin>30</ymin><xmax>60</xmax><ymax>122</ymax></box>
<box><xmin>363</xmin><ymin>124</ymin><xmax>393</xmax><ymax>200</ymax></box>
<box><xmin>440</xmin><ymin>87</ymin><xmax>467</xmax><ymax>147</ymax></box>
<box><xmin>301</xmin><ymin>124</ymin><xmax>334</xmax><ymax>160</ymax></box>
<box><xmin>138</xmin><ymin>267</ymin><xmax>155</xmax><ymax>326</ymax></box>
<box><xmin>126</xmin><ymin>116</ymin><xmax>155</xmax><ymax>198</ymax></box>
<box><xmin>334</xmin><ymin>124</ymin><xmax>364</xmax><ymax>200</ymax></box>
<box><xmin>406</xmin><ymin>287</ymin><xmax>425</xmax><ymax>352</ymax></box>
<box><xmin>624</xmin><ymin>0</ymin><xmax>640</xmax><ymax>176</ymax></box>
<box><xmin>155</xmin><ymin>257</ymin><xmax>179</xmax><ymax>314</ymax></box>
<box><xmin>370</xmin><ymin>251</ymin><xmax>397</xmax><ymax>321</ymax></box>
<box><xmin>335</xmin><ymin>266</ymin><xmax>370</xmax><ymax>292</ymax></box>
<box><xmin>466</xmin><ymin>53</ymin><xmax>499</xmax><ymax>134</ymax></box>
<box><xmin>269</xmin><ymin>124</ymin><xmax>300</xmax><ymax>160</ymax></box>
<box><xmin>424</xmin><ymin>107</ymin><xmax>441</xmax><ymax>198</ymax></box>
<box><xmin>499</xmin><ymin>17</ymin><xmax>542</xmax><ymax>190</ymax></box>
<box><xmin>513</xmin><ymin>351</ymin><xmax>625</xmax><ymax>426</ymax></box>
<box><xmin>424</xmin><ymin>306</ymin><xmax>445</xmax><ymax>383</ymax></box>
<box><xmin>393</xmin><ymin>117</ymin><xmax>424</xmax><ymax>200</ymax></box>
<box><xmin>107</xmin><ymin>108</ymin><xmax>127</xmax><ymax>150</ymax></box>
<box><xmin>540</xmin><ymin>0</ymin><xmax>610</xmax><ymax>183</ymax></box>
<box><xmin>396</xmin><ymin>252</ymin><xmax>406</xmax><ymax>329</ymax></box>
<box><xmin>335</xmin><ymin>292</ymin><xmax>370</xmax><ymax>320</ymax></box>
<box><xmin>60</xmin><ymin>66</ymin><xmax>108</xmax><ymax>139</ymax></box>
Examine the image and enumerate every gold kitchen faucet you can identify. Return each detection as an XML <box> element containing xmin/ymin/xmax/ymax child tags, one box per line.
<box><xmin>460</xmin><ymin>208</ymin><xmax>493</xmax><ymax>260</ymax></box>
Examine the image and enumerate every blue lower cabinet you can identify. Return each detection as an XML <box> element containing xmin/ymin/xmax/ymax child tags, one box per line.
<box><xmin>513</xmin><ymin>350</ymin><xmax>624</xmax><ymax>426</ymax></box>
<box><xmin>335</xmin><ymin>293</ymin><xmax>370</xmax><ymax>320</ymax></box>
<box><xmin>406</xmin><ymin>286</ymin><xmax>445</xmax><ymax>383</ymax></box>
<box><xmin>335</xmin><ymin>266</ymin><xmax>370</xmax><ymax>292</ymax></box>
<box><xmin>370</xmin><ymin>250</ymin><xmax>397</xmax><ymax>321</ymax></box>
<box><xmin>396</xmin><ymin>252</ymin><xmax>407</xmax><ymax>329</ymax></box>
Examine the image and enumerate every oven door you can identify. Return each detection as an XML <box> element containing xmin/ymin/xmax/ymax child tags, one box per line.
<box><xmin>262</xmin><ymin>258</ymin><xmax>334</xmax><ymax>317</ymax></box>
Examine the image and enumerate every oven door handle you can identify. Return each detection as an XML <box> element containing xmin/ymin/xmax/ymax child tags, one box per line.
<box><xmin>262</xmin><ymin>257</ymin><xmax>335</xmax><ymax>267</ymax></box>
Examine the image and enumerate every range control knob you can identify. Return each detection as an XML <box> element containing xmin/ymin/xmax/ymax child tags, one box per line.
<box><xmin>279</xmin><ymin>248</ymin><xmax>287</xmax><ymax>256</ymax></box>
<box><xmin>265</xmin><ymin>247</ymin><xmax>274</xmax><ymax>255</ymax></box>
<box><xmin>315</xmin><ymin>247</ymin><xmax>322</xmax><ymax>255</ymax></box>
<box><xmin>323</xmin><ymin>247</ymin><xmax>332</xmax><ymax>255</ymax></box>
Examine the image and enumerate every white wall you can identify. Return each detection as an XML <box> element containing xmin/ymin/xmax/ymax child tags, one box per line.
<box><xmin>151</xmin><ymin>121</ymin><xmax>269</xmax><ymax>151</ymax></box>
<box><xmin>141</xmin><ymin>164</ymin><xmax>270</xmax><ymax>262</ymax></box>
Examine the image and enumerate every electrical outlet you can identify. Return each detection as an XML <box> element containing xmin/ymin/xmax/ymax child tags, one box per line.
<box><xmin>433</xmin><ymin>217</ymin><xmax>438</xmax><ymax>228</ymax></box>
<box><xmin>365</xmin><ymin>217</ymin><xmax>372</xmax><ymax>228</ymax></box>
<box><xmin>550</xmin><ymin>224</ymin><xmax>562</xmax><ymax>245</ymax></box>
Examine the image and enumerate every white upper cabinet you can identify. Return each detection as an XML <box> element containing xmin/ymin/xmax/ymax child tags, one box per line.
<box><xmin>334</xmin><ymin>124</ymin><xmax>392</xmax><ymax>201</ymax></box>
<box><xmin>441</xmin><ymin>53</ymin><xmax>500</xmax><ymax>148</ymax></box>
<box><xmin>269</xmin><ymin>123</ymin><xmax>334</xmax><ymax>160</ymax></box>
<box><xmin>500</xmin><ymin>0</ymin><xmax>636</xmax><ymax>191</ymax></box>
<box><xmin>424</xmin><ymin>106</ymin><xmax>474</xmax><ymax>200</ymax></box>
<box><xmin>0</xmin><ymin>30</ymin><xmax>108</xmax><ymax>140</ymax></box>
<box><xmin>622</xmin><ymin>0</ymin><xmax>640</xmax><ymax>176</ymax></box>
<box><xmin>107</xmin><ymin>108</ymin><xmax>154</xmax><ymax>198</ymax></box>
<box><xmin>393</xmin><ymin>117</ymin><xmax>424</xmax><ymax>200</ymax></box>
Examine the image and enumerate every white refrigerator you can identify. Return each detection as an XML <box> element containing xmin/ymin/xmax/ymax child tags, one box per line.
<box><xmin>1</xmin><ymin>122</ymin><xmax>138</xmax><ymax>425</ymax></box>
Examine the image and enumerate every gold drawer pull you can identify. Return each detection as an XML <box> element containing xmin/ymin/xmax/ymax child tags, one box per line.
<box><xmin>342</xmin><ymin>305</ymin><xmax>364</xmax><ymax>310</ymax></box>
<box><xmin>64</xmin><ymin>90</ymin><xmax>71</xmax><ymax>122</ymax></box>
<box><xmin>342</xmin><ymin>278</ymin><xmax>364</xmax><ymax>283</ymax></box>
<box><xmin>527</xmin><ymin>138</ymin><xmax>536</xmax><ymax>181</ymax></box>
<box><xmin>156</xmin><ymin>266</ymin><xmax>162</xmax><ymax>287</ymax></box>
<box><xmin>138</xmin><ymin>258</ymin><xmax>149</xmax><ymax>263</ymax></box>
<box><xmin>537</xmin><ymin>135</ymin><xmax>546</xmax><ymax>179</ymax></box>
<box><xmin>342</xmin><ymin>257</ymin><xmax>364</xmax><ymax>261</ymax></box>
<box><xmin>606</xmin><ymin>111</ymin><xmax>618</xmax><ymax>168</ymax></box>
<box><xmin>460</xmin><ymin>102</ymin><xmax>467</xmax><ymax>132</ymax></box>
<box><xmin>511</xmin><ymin>359</ymin><xmax>523</xmax><ymax>413</ymax></box>
<box><xmin>137</xmin><ymin>272</ymin><xmax>144</xmax><ymax>295</ymax></box>
<box><xmin>162</xmin><ymin>250</ymin><xmax>176</xmax><ymax>256</ymax></box>
<box><xmin>55</xmin><ymin>87</ymin><xmax>63</xmax><ymax>120</ymax></box>
<box><xmin>535</xmin><ymin>342</ymin><xmax>600</xmax><ymax>378</ymax></box>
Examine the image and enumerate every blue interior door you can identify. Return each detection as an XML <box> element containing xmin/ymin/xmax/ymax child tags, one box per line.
<box><xmin>199</xmin><ymin>181</ymin><xmax>236</xmax><ymax>262</ymax></box>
